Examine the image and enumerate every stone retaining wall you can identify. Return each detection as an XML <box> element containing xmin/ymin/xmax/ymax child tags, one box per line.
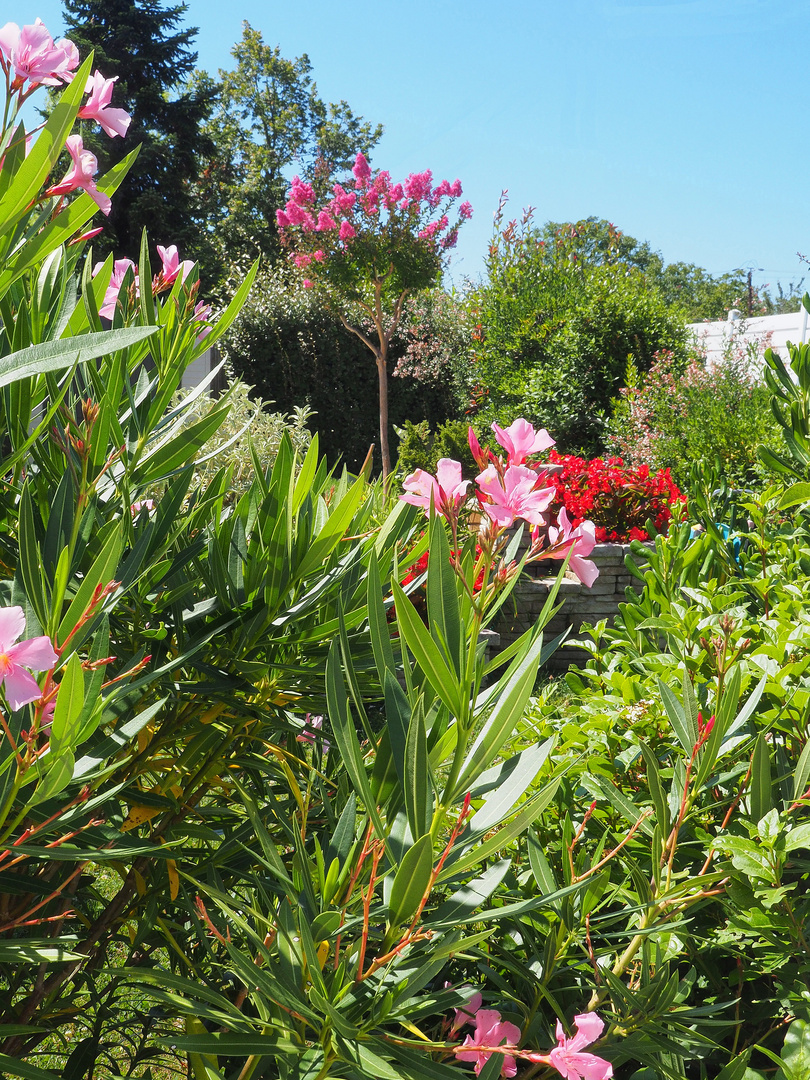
<box><xmin>494</xmin><ymin>543</ymin><xmax>650</xmax><ymax>668</ymax></box>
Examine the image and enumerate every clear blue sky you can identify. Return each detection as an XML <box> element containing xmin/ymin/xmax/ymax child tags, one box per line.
<box><xmin>25</xmin><ymin>0</ymin><xmax>810</xmax><ymax>292</ymax></box>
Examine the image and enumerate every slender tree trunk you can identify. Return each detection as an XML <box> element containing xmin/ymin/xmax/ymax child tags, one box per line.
<box><xmin>377</xmin><ymin>341</ymin><xmax>391</xmax><ymax>483</ymax></box>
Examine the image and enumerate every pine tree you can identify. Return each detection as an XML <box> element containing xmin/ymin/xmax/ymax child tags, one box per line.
<box><xmin>61</xmin><ymin>0</ymin><xmax>215</xmax><ymax>263</ymax></box>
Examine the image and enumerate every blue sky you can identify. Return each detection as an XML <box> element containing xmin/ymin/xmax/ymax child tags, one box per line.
<box><xmin>25</xmin><ymin>0</ymin><xmax>810</xmax><ymax>292</ymax></box>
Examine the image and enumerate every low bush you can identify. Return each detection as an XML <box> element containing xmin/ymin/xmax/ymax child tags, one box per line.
<box><xmin>607</xmin><ymin>340</ymin><xmax>782</xmax><ymax>488</ymax></box>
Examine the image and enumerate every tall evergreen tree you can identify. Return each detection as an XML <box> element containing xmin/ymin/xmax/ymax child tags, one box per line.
<box><xmin>61</xmin><ymin>0</ymin><xmax>215</xmax><ymax>262</ymax></box>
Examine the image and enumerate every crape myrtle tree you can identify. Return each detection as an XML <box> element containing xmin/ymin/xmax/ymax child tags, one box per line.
<box><xmin>277</xmin><ymin>153</ymin><xmax>473</xmax><ymax>480</ymax></box>
<box><xmin>188</xmin><ymin>22</ymin><xmax>383</xmax><ymax>289</ymax></box>
<box><xmin>61</xmin><ymin>0</ymin><xmax>215</xmax><ymax>262</ymax></box>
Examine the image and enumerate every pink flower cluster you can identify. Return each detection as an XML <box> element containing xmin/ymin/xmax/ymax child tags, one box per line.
<box><xmin>400</xmin><ymin>419</ymin><xmax>599</xmax><ymax>588</ymax></box>
<box><xmin>0</xmin><ymin>19</ymin><xmax>78</xmax><ymax>88</ymax></box>
<box><xmin>1</xmin><ymin>20</ymin><xmax>131</xmax><ymax>220</ymax></box>
<box><xmin>91</xmin><ymin>245</ymin><xmax>202</xmax><ymax>323</ymax></box>
<box><xmin>275</xmin><ymin>151</ymin><xmax>472</xmax><ymax>270</ymax></box>
<box><xmin>449</xmin><ymin>990</ymin><xmax>612</xmax><ymax>1080</ymax></box>
<box><xmin>0</xmin><ymin>606</ymin><xmax>57</xmax><ymax>711</ymax></box>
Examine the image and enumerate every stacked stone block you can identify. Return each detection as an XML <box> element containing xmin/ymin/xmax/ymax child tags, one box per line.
<box><xmin>494</xmin><ymin>543</ymin><xmax>650</xmax><ymax>668</ymax></box>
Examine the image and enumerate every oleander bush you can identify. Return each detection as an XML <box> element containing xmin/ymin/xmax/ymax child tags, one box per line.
<box><xmin>1</xmin><ymin>20</ymin><xmax>809</xmax><ymax>1080</ymax></box>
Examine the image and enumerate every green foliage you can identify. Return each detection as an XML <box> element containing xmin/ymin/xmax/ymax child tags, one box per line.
<box><xmin>188</xmin><ymin>21</ymin><xmax>382</xmax><ymax>290</ymax></box>
<box><xmin>758</xmin><ymin>298</ymin><xmax>810</xmax><ymax>480</ymax></box>
<box><xmin>170</xmin><ymin>377</ymin><xmax>313</xmax><ymax>497</ymax></box>
<box><xmin>395</xmin><ymin>417</ymin><xmax>482</xmax><ymax>478</ymax></box>
<box><xmin>468</xmin><ymin>203</ymin><xmax>691</xmax><ymax>456</ymax></box>
<box><xmin>223</xmin><ymin>265</ymin><xmax>462</xmax><ymax>472</ymax></box>
<box><xmin>61</xmin><ymin>0</ymin><xmax>216</xmax><ymax>263</ymax></box>
<box><xmin>608</xmin><ymin>343</ymin><xmax>782</xmax><ymax>488</ymax></box>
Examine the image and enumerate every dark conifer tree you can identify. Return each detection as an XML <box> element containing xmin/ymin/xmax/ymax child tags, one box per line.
<box><xmin>61</xmin><ymin>0</ymin><xmax>215</xmax><ymax>263</ymax></box>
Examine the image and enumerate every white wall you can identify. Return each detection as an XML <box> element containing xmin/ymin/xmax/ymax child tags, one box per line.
<box><xmin>687</xmin><ymin>308</ymin><xmax>809</xmax><ymax>366</ymax></box>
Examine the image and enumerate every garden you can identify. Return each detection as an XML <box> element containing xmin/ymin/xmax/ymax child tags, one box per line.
<box><xmin>0</xmin><ymin>16</ymin><xmax>809</xmax><ymax>1080</ymax></box>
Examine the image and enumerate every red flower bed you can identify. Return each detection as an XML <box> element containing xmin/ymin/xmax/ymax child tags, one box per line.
<box><xmin>542</xmin><ymin>450</ymin><xmax>685</xmax><ymax>543</ymax></box>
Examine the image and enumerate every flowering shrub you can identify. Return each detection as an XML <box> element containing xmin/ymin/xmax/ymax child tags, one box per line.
<box><xmin>400</xmin><ymin>418</ymin><xmax>600</xmax><ymax>591</ymax></box>
<box><xmin>607</xmin><ymin>343</ymin><xmax>782</xmax><ymax>487</ymax></box>
<box><xmin>543</xmin><ymin>448</ymin><xmax>685</xmax><ymax>543</ymax></box>
<box><xmin>277</xmin><ymin>152</ymin><xmax>472</xmax><ymax>478</ymax></box>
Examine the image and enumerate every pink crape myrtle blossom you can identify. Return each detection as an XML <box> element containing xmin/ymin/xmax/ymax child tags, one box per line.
<box><xmin>93</xmin><ymin>258</ymin><xmax>137</xmax><ymax>319</ymax></box>
<box><xmin>352</xmin><ymin>151</ymin><xmax>372</xmax><ymax>187</ymax></box>
<box><xmin>401</xmin><ymin>459</ymin><xmax>469</xmax><ymax>520</ymax></box>
<box><xmin>449</xmin><ymin>988</ymin><xmax>483</xmax><ymax>1035</ymax></box>
<box><xmin>545</xmin><ymin>507</ymin><xmax>599</xmax><ymax>587</ymax></box>
<box><xmin>477</xmin><ymin>464</ymin><xmax>555</xmax><ymax>529</ymax></box>
<box><xmin>338</xmin><ymin>220</ymin><xmax>356</xmax><ymax>241</ymax></box>
<box><xmin>156</xmin><ymin>244</ymin><xmax>194</xmax><ymax>287</ymax></box>
<box><xmin>0</xmin><ymin>20</ymin><xmax>77</xmax><ymax>87</ymax></box>
<box><xmin>47</xmin><ymin>134</ymin><xmax>111</xmax><ymax>215</ymax></box>
<box><xmin>78</xmin><ymin>71</ymin><xmax>131</xmax><ymax>138</ymax></box>
<box><xmin>528</xmin><ymin>1013</ymin><xmax>613</xmax><ymax>1080</ymax></box>
<box><xmin>455</xmin><ymin>1009</ymin><xmax>522</xmax><ymax>1077</ymax></box>
<box><xmin>492</xmin><ymin>418</ymin><xmax>555</xmax><ymax>466</ymax></box>
<box><xmin>0</xmin><ymin>607</ymin><xmax>58</xmax><ymax>711</ymax></box>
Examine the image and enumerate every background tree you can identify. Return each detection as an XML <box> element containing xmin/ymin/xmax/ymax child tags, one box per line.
<box><xmin>61</xmin><ymin>0</ymin><xmax>215</xmax><ymax>263</ymax></box>
<box><xmin>276</xmin><ymin>155</ymin><xmax>473</xmax><ymax>479</ymax></box>
<box><xmin>189</xmin><ymin>23</ymin><xmax>383</xmax><ymax>290</ymax></box>
<box><xmin>467</xmin><ymin>202</ymin><xmax>690</xmax><ymax>457</ymax></box>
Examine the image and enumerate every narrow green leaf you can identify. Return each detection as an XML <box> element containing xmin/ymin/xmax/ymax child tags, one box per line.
<box><xmin>391</xmin><ymin>578</ymin><xmax>463</xmax><ymax>719</ymax></box>
<box><xmin>404</xmin><ymin>699</ymin><xmax>431</xmax><ymax>839</ymax></box>
<box><xmin>50</xmin><ymin>653</ymin><xmax>85</xmax><ymax>753</ymax></box>
<box><xmin>658</xmin><ymin>679</ymin><xmax>696</xmax><ymax>756</ymax></box>
<box><xmin>0</xmin><ymin>326</ymin><xmax>156</xmax><ymax>389</ymax></box>
<box><xmin>453</xmin><ymin>630</ymin><xmax>547</xmax><ymax>798</ymax></box>
<box><xmin>750</xmin><ymin>733</ymin><xmax>772</xmax><ymax>825</ymax></box>
<box><xmin>426</xmin><ymin>512</ymin><xmax>462</xmax><ymax>676</ymax></box>
<box><xmin>388</xmin><ymin>833</ymin><xmax>433</xmax><ymax>927</ymax></box>
<box><xmin>58</xmin><ymin>526</ymin><xmax>123</xmax><ymax>645</ymax></box>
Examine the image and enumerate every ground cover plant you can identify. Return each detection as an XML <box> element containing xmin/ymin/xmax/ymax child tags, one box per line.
<box><xmin>0</xmin><ymin>18</ymin><xmax>809</xmax><ymax>1080</ymax></box>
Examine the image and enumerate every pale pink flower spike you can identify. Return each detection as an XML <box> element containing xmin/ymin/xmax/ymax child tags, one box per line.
<box><xmin>0</xmin><ymin>607</ymin><xmax>58</xmax><ymax>711</ymax></box>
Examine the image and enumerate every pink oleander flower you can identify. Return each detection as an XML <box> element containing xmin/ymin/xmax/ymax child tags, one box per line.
<box><xmin>0</xmin><ymin>607</ymin><xmax>58</xmax><ymax>711</ymax></box>
<box><xmin>492</xmin><ymin>418</ymin><xmax>555</xmax><ymax>465</ymax></box>
<box><xmin>352</xmin><ymin>151</ymin><xmax>372</xmax><ymax>187</ymax></box>
<box><xmin>400</xmin><ymin>458</ymin><xmax>469</xmax><ymax>519</ymax></box>
<box><xmin>545</xmin><ymin>507</ymin><xmax>599</xmax><ymax>588</ymax></box>
<box><xmin>156</xmin><ymin>244</ymin><xmax>194</xmax><ymax>287</ymax></box>
<box><xmin>193</xmin><ymin>300</ymin><xmax>213</xmax><ymax>342</ymax></box>
<box><xmin>93</xmin><ymin>257</ymin><xmax>137</xmax><ymax>319</ymax></box>
<box><xmin>52</xmin><ymin>36</ymin><xmax>80</xmax><ymax>82</ymax></box>
<box><xmin>468</xmin><ymin>426</ymin><xmax>488</xmax><ymax>471</ymax></box>
<box><xmin>0</xmin><ymin>20</ymin><xmax>75</xmax><ymax>87</ymax></box>
<box><xmin>528</xmin><ymin>1013</ymin><xmax>613</xmax><ymax>1080</ymax></box>
<box><xmin>46</xmin><ymin>134</ymin><xmax>111</xmax><ymax>215</ymax></box>
<box><xmin>79</xmin><ymin>71</ymin><xmax>131</xmax><ymax>138</ymax></box>
<box><xmin>339</xmin><ymin>220</ymin><xmax>356</xmax><ymax>241</ymax></box>
<box><xmin>476</xmin><ymin>464</ymin><xmax>555</xmax><ymax>529</ymax></box>
<box><xmin>450</xmin><ymin>989</ymin><xmax>483</xmax><ymax>1035</ymax></box>
<box><xmin>296</xmin><ymin>714</ymin><xmax>330</xmax><ymax>750</ymax></box>
<box><xmin>455</xmin><ymin>1009</ymin><xmax>521</xmax><ymax>1078</ymax></box>
<box><xmin>130</xmin><ymin>499</ymin><xmax>155</xmax><ymax>517</ymax></box>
